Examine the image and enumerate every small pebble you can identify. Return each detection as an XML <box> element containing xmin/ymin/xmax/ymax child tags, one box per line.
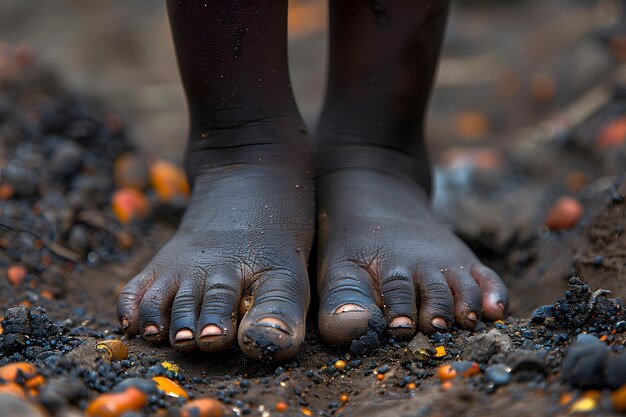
<box><xmin>561</xmin><ymin>334</ymin><xmax>609</xmax><ymax>389</ymax></box>
<box><xmin>485</xmin><ymin>364</ymin><xmax>512</xmax><ymax>389</ymax></box>
<box><xmin>530</xmin><ymin>305</ymin><xmax>555</xmax><ymax>324</ymax></box>
<box><xmin>49</xmin><ymin>140</ymin><xmax>83</xmax><ymax>177</ymax></box>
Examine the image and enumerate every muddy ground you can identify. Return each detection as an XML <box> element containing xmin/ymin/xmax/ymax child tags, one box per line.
<box><xmin>2</xmin><ymin>2</ymin><xmax>626</xmax><ymax>417</ymax></box>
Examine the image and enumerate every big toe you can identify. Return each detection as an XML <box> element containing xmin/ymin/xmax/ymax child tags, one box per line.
<box><xmin>318</xmin><ymin>302</ymin><xmax>385</xmax><ymax>349</ymax></box>
<box><xmin>237</xmin><ymin>269</ymin><xmax>309</xmax><ymax>361</ymax></box>
<box><xmin>317</xmin><ymin>265</ymin><xmax>386</xmax><ymax>348</ymax></box>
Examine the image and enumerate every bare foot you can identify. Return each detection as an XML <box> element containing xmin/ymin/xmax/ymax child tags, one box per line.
<box><xmin>118</xmin><ymin>125</ymin><xmax>314</xmax><ymax>361</ymax></box>
<box><xmin>316</xmin><ymin>159</ymin><xmax>508</xmax><ymax>349</ymax></box>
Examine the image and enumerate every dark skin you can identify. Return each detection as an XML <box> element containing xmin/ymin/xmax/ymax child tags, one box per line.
<box><xmin>117</xmin><ymin>0</ymin><xmax>508</xmax><ymax>361</ymax></box>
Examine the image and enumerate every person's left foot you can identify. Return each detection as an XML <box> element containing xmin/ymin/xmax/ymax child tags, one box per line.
<box><xmin>315</xmin><ymin>146</ymin><xmax>509</xmax><ymax>348</ymax></box>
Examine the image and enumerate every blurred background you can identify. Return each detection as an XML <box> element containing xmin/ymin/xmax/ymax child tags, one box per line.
<box><xmin>0</xmin><ymin>0</ymin><xmax>622</xmax><ymax>163</ymax></box>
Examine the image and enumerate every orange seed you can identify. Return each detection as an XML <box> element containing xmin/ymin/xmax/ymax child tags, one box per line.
<box><xmin>180</xmin><ymin>398</ymin><xmax>224</xmax><ymax>417</ymax></box>
<box><xmin>96</xmin><ymin>340</ymin><xmax>129</xmax><ymax>362</ymax></box>
<box><xmin>152</xmin><ymin>376</ymin><xmax>189</xmax><ymax>399</ymax></box>
<box><xmin>111</xmin><ymin>188</ymin><xmax>151</xmax><ymax>224</ymax></box>
<box><xmin>275</xmin><ymin>401</ymin><xmax>288</xmax><ymax>412</ymax></box>
<box><xmin>6</xmin><ymin>265</ymin><xmax>27</xmax><ymax>286</ymax></box>
<box><xmin>596</xmin><ymin>116</ymin><xmax>626</xmax><ymax>150</ymax></box>
<box><xmin>437</xmin><ymin>365</ymin><xmax>457</xmax><ymax>381</ymax></box>
<box><xmin>0</xmin><ymin>362</ymin><xmax>37</xmax><ymax>382</ymax></box>
<box><xmin>149</xmin><ymin>158</ymin><xmax>190</xmax><ymax>203</ymax></box>
<box><xmin>544</xmin><ymin>197</ymin><xmax>584</xmax><ymax>231</ymax></box>
<box><xmin>85</xmin><ymin>387</ymin><xmax>147</xmax><ymax>417</ymax></box>
<box><xmin>454</xmin><ymin>112</ymin><xmax>489</xmax><ymax>140</ymax></box>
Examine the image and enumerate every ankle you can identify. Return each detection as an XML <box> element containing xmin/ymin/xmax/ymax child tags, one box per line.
<box><xmin>184</xmin><ymin>114</ymin><xmax>314</xmax><ymax>183</ymax></box>
<box><xmin>316</xmin><ymin>142</ymin><xmax>432</xmax><ymax>194</ymax></box>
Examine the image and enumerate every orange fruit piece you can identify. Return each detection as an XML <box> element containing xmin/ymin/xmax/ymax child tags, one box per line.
<box><xmin>180</xmin><ymin>398</ymin><xmax>224</xmax><ymax>417</ymax></box>
<box><xmin>454</xmin><ymin>112</ymin><xmax>489</xmax><ymax>140</ymax></box>
<box><xmin>152</xmin><ymin>376</ymin><xmax>189</xmax><ymax>399</ymax></box>
<box><xmin>0</xmin><ymin>362</ymin><xmax>37</xmax><ymax>382</ymax></box>
<box><xmin>6</xmin><ymin>265</ymin><xmax>27</xmax><ymax>286</ymax></box>
<box><xmin>596</xmin><ymin>116</ymin><xmax>626</xmax><ymax>150</ymax></box>
<box><xmin>275</xmin><ymin>401</ymin><xmax>288</xmax><ymax>413</ymax></box>
<box><xmin>544</xmin><ymin>197</ymin><xmax>584</xmax><ymax>231</ymax></box>
<box><xmin>111</xmin><ymin>188</ymin><xmax>151</xmax><ymax>224</ymax></box>
<box><xmin>149</xmin><ymin>158</ymin><xmax>190</xmax><ymax>203</ymax></box>
<box><xmin>85</xmin><ymin>387</ymin><xmax>147</xmax><ymax>417</ymax></box>
<box><xmin>437</xmin><ymin>364</ymin><xmax>457</xmax><ymax>381</ymax></box>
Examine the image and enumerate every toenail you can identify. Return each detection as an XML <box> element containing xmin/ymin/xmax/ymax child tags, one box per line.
<box><xmin>431</xmin><ymin>317</ymin><xmax>448</xmax><ymax>331</ymax></box>
<box><xmin>143</xmin><ymin>324</ymin><xmax>159</xmax><ymax>336</ymax></box>
<box><xmin>389</xmin><ymin>316</ymin><xmax>413</xmax><ymax>328</ymax></box>
<box><xmin>121</xmin><ymin>318</ymin><xmax>129</xmax><ymax>329</ymax></box>
<box><xmin>335</xmin><ymin>304</ymin><xmax>366</xmax><ymax>314</ymax></box>
<box><xmin>175</xmin><ymin>329</ymin><xmax>194</xmax><ymax>341</ymax></box>
<box><xmin>200</xmin><ymin>324</ymin><xmax>224</xmax><ymax>337</ymax></box>
<box><xmin>253</xmin><ymin>318</ymin><xmax>290</xmax><ymax>335</ymax></box>
<box><xmin>467</xmin><ymin>312</ymin><xmax>478</xmax><ymax>323</ymax></box>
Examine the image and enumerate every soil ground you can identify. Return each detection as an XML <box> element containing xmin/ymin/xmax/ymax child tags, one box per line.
<box><xmin>2</xmin><ymin>1</ymin><xmax>626</xmax><ymax>417</ymax></box>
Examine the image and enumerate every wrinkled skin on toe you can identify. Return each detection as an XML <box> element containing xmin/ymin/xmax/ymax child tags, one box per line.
<box><xmin>118</xmin><ymin>162</ymin><xmax>314</xmax><ymax>361</ymax></box>
<box><xmin>316</xmin><ymin>169</ymin><xmax>508</xmax><ymax>347</ymax></box>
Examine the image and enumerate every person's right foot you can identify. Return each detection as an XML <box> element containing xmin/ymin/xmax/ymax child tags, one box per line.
<box><xmin>117</xmin><ymin>122</ymin><xmax>315</xmax><ymax>361</ymax></box>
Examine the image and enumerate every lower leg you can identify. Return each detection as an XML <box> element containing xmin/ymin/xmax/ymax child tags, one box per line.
<box><xmin>316</xmin><ymin>0</ymin><xmax>508</xmax><ymax>348</ymax></box>
<box><xmin>117</xmin><ymin>0</ymin><xmax>314</xmax><ymax>361</ymax></box>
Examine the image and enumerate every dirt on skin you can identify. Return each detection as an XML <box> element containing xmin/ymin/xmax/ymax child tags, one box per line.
<box><xmin>2</xmin><ymin>21</ymin><xmax>626</xmax><ymax>417</ymax></box>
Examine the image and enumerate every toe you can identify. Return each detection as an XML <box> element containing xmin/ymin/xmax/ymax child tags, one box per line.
<box><xmin>318</xmin><ymin>263</ymin><xmax>383</xmax><ymax>347</ymax></box>
<box><xmin>445</xmin><ymin>268</ymin><xmax>482</xmax><ymax>329</ymax></box>
<box><xmin>138</xmin><ymin>274</ymin><xmax>179</xmax><ymax>345</ymax></box>
<box><xmin>238</xmin><ymin>266</ymin><xmax>309</xmax><ymax>361</ymax></box>
<box><xmin>117</xmin><ymin>269</ymin><xmax>157</xmax><ymax>337</ymax></box>
<box><xmin>169</xmin><ymin>276</ymin><xmax>203</xmax><ymax>351</ymax></box>
<box><xmin>196</xmin><ymin>271</ymin><xmax>242</xmax><ymax>352</ymax></box>
<box><xmin>380</xmin><ymin>270</ymin><xmax>417</xmax><ymax>339</ymax></box>
<box><xmin>415</xmin><ymin>270</ymin><xmax>455</xmax><ymax>333</ymax></box>
<box><xmin>471</xmin><ymin>264</ymin><xmax>509</xmax><ymax>320</ymax></box>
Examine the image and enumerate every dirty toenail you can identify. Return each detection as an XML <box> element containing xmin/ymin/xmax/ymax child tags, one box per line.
<box><xmin>175</xmin><ymin>329</ymin><xmax>194</xmax><ymax>341</ymax></box>
<box><xmin>389</xmin><ymin>316</ymin><xmax>413</xmax><ymax>328</ymax></box>
<box><xmin>335</xmin><ymin>304</ymin><xmax>366</xmax><ymax>314</ymax></box>
<box><xmin>144</xmin><ymin>324</ymin><xmax>159</xmax><ymax>336</ymax></box>
<box><xmin>253</xmin><ymin>318</ymin><xmax>290</xmax><ymax>335</ymax></box>
<box><xmin>467</xmin><ymin>312</ymin><xmax>478</xmax><ymax>323</ymax></box>
<box><xmin>431</xmin><ymin>317</ymin><xmax>448</xmax><ymax>330</ymax></box>
<box><xmin>200</xmin><ymin>324</ymin><xmax>224</xmax><ymax>337</ymax></box>
<box><xmin>121</xmin><ymin>318</ymin><xmax>129</xmax><ymax>329</ymax></box>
